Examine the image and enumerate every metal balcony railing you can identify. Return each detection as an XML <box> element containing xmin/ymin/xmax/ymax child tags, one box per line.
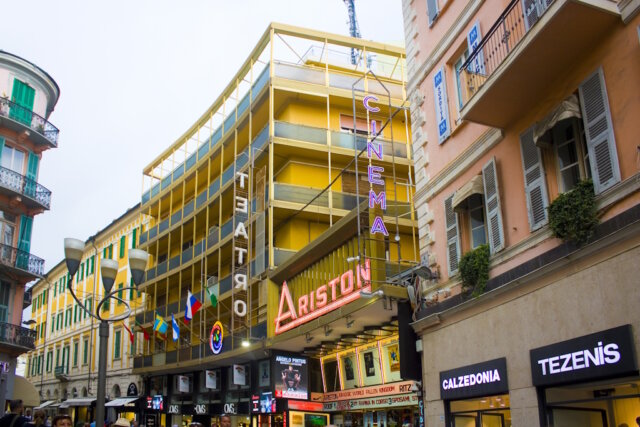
<box><xmin>460</xmin><ymin>0</ymin><xmax>554</xmax><ymax>106</ymax></box>
<box><xmin>0</xmin><ymin>166</ymin><xmax>52</xmax><ymax>209</ymax></box>
<box><xmin>0</xmin><ymin>243</ymin><xmax>45</xmax><ymax>276</ymax></box>
<box><xmin>0</xmin><ymin>97</ymin><xmax>59</xmax><ymax>147</ymax></box>
<box><xmin>0</xmin><ymin>322</ymin><xmax>36</xmax><ymax>350</ymax></box>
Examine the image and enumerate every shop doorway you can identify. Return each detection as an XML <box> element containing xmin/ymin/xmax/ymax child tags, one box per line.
<box><xmin>543</xmin><ymin>378</ymin><xmax>640</xmax><ymax>427</ymax></box>
<box><xmin>448</xmin><ymin>394</ymin><xmax>512</xmax><ymax>427</ymax></box>
<box><xmin>452</xmin><ymin>412</ymin><xmax>508</xmax><ymax>427</ymax></box>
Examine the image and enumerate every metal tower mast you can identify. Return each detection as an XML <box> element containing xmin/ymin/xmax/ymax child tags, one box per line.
<box><xmin>343</xmin><ymin>0</ymin><xmax>362</xmax><ymax>65</ymax></box>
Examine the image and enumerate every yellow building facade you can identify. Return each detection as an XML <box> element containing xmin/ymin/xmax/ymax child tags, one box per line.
<box><xmin>135</xmin><ymin>23</ymin><xmax>422</xmax><ymax>427</ymax></box>
<box><xmin>25</xmin><ymin>205</ymin><xmax>148</xmax><ymax>422</ymax></box>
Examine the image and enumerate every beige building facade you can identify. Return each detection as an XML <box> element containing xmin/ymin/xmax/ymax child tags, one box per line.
<box><xmin>401</xmin><ymin>0</ymin><xmax>640</xmax><ymax>425</ymax></box>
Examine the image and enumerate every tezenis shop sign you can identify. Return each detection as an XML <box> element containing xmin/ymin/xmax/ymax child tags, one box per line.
<box><xmin>530</xmin><ymin>324</ymin><xmax>637</xmax><ymax>387</ymax></box>
<box><xmin>439</xmin><ymin>358</ymin><xmax>508</xmax><ymax>400</ymax></box>
<box><xmin>275</xmin><ymin>259</ymin><xmax>371</xmax><ymax>335</ymax></box>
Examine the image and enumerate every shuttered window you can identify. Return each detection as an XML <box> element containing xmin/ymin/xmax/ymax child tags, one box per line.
<box><xmin>427</xmin><ymin>0</ymin><xmax>439</xmax><ymax>25</ymax></box>
<box><xmin>520</xmin><ymin>127</ymin><xmax>549</xmax><ymax>231</ymax></box>
<box><xmin>578</xmin><ymin>68</ymin><xmax>620</xmax><ymax>194</ymax></box>
<box><xmin>482</xmin><ymin>157</ymin><xmax>505</xmax><ymax>253</ymax></box>
<box><xmin>119</xmin><ymin>235</ymin><xmax>126</xmax><ymax>258</ymax></box>
<box><xmin>444</xmin><ymin>194</ymin><xmax>460</xmax><ymax>275</ymax></box>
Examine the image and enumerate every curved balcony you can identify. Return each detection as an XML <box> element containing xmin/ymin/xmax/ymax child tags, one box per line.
<box><xmin>0</xmin><ymin>322</ymin><xmax>36</xmax><ymax>354</ymax></box>
<box><xmin>0</xmin><ymin>243</ymin><xmax>44</xmax><ymax>279</ymax></box>
<box><xmin>0</xmin><ymin>97</ymin><xmax>59</xmax><ymax>148</ymax></box>
<box><xmin>0</xmin><ymin>166</ymin><xmax>51</xmax><ymax>210</ymax></box>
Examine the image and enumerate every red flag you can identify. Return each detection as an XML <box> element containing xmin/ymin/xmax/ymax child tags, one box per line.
<box><xmin>123</xmin><ymin>323</ymin><xmax>134</xmax><ymax>344</ymax></box>
<box><xmin>135</xmin><ymin>321</ymin><xmax>150</xmax><ymax>341</ymax></box>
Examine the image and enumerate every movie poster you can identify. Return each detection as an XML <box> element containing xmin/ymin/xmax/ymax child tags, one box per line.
<box><xmin>205</xmin><ymin>369</ymin><xmax>217</xmax><ymax>389</ymax></box>
<box><xmin>387</xmin><ymin>344</ymin><xmax>400</xmax><ymax>372</ymax></box>
<box><xmin>259</xmin><ymin>360</ymin><xmax>270</xmax><ymax>387</ymax></box>
<box><xmin>363</xmin><ymin>351</ymin><xmax>376</xmax><ymax>377</ymax></box>
<box><xmin>343</xmin><ymin>355</ymin><xmax>355</xmax><ymax>381</ymax></box>
<box><xmin>273</xmin><ymin>353</ymin><xmax>308</xmax><ymax>400</ymax></box>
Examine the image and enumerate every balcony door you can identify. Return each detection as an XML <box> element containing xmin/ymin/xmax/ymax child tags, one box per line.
<box><xmin>10</xmin><ymin>79</ymin><xmax>35</xmax><ymax>126</ymax></box>
<box><xmin>0</xmin><ymin>214</ymin><xmax>15</xmax><ymax>266</ymax></box>
<box><xmin>0</xmin><ymin>280</ymin><xmax>10</xmax><ymax>322</ymax></box>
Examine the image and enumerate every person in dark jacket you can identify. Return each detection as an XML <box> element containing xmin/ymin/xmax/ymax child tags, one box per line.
<box><xmin>0</xmin><ymin>400</ymin><xmax>29</xmax><ymax>427</ymax></box>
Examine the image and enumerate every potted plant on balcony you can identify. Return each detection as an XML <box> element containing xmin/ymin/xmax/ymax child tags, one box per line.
<box><xmin>0</xmin><ymin>94</ymin><xmax>8</xmax><ymax>116</ymax></box>
<box><xmin>459</xmin><ymin>244</ymin><xmax>490</xmax><ymax>298</ymax></box>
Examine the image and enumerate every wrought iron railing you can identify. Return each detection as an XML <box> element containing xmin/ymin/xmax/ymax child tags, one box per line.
<box><xmin>0</xmin><ymin>166</ymin><xmax>51</xmax><ymax>209</ymax></box>
<box><xmin>459</xmin><ymin>0</ymin><xmax>554</xmax><ymax>107</ymax></box>
<box><xmin>0</xmin><ymin>322</ymin><xmax>36</xmax><ymax>350</ymax></box>
<box><xmin>0</xmin><ymin>243</ymin><xmax>44</xmax><ymax>276</ymax></box>
<box><xmin>0</xmin><ymin>97</ymin><xmax>59</xmax><ymax>147</ymax></box>
<box><xmin>54</xmin><ymin>366</ymin><xmax>68</xmax><ymax>376</ymax></box>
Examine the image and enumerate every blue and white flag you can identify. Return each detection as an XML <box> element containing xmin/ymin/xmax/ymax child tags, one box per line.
<box><xmin>171</xmin><ymin>314</ymin><xmax>179</xmax><ymax>342</ymax></box>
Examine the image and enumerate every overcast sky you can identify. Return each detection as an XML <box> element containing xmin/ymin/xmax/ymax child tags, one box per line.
<box><xmin>3</xmin><ymin>1</ymin><xmax>404</xmax><ymax>278</ymax></box>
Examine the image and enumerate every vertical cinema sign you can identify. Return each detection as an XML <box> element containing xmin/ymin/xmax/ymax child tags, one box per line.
<box><xmin>363</xmin><ymin>95</ymin><xmax>388</xmax><ymax>236</ymax></box>
<box><xmin>233</xmin><ymin>171</ymin><xmax>249</xmax><ymax>321</ymax></box>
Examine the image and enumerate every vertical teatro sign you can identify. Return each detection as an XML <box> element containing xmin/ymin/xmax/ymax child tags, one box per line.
<box><xmin>363</xmin><ymin>95</ymin><xmax>388</xmax><ymax>236</ymax></box>
<box><xmin>233</xmin><ymin>171</ymin><xmax>249</xmax><ymax>330</ymax></box>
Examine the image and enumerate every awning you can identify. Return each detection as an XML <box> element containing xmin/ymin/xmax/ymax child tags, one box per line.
<box><xmin>34</xmin><ymin>401</ymin><xmax>56</xmax><ymax>410</ymax></box>
<box><xmin>452</xmin><ymin>175</ymin><xmax>484</xmax><ymax>212</ymax></box>
<box><xmin>105</xmin><ymin>397</ymin><xmax>139</xmax><ymax>407</ymax></box>
<box><xmin>13</xmin><ymin>376</ymin><xmax>39</xmax><ymax>407</ymax></box>
<box><xmin>533</xmin><ymin>94</ymin><xmax>582</xmax><ymax>145</ymax></box>
<box><xmin>59</xmin><ymin>398</ymin><xmax>96</xmax><ymax>408</ymax></box>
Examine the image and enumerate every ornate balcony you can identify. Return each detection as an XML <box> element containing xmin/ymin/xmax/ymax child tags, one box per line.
<box><xmin>0</xmin><ymin>166</ymin><xmax>51</xmax><ymax>210</ymax></box>
<box><xmin>0</xmin><ymin>322</ymin><xmax>36</xmax><ymax>353</ymax></box>
<box><xmin>0</xmin><ymin>97</ymin><xmax>59</xmax><ymax>148</ymax></box>
<box><xmin>458</xmin><ymin>0</ymin><xmax>619</xmax><ymax>128</ymax></box>
<box><xmin>54</xmin><ymin>366</ymin><xmax>69</xmax><ymax>380</ymax></box>
<box><xmin>0</xmin><ymin>243</ymin><xmax>44</xmax><ymax>279</ymax></box>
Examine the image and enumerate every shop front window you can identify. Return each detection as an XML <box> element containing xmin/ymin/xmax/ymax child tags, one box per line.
<box><xmin>544</xmin><ymin>378</ymin><xmax>640</xmax><ymax>427</ymax></box>
<box><xmin>449</xmin><ymin>394</ymin><xmax>511</xmax><ymax>427</ymax></box>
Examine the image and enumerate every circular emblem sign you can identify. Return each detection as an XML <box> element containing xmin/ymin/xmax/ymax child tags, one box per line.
<box><xmin>210</xmin><ymin>320</ymin><xmax>223</xmax><ymax>354</ymax></box>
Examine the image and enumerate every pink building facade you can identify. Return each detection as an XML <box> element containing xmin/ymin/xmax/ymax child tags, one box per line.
<box><xmin>0</xmin><ymin>50</ymin><xmax>59</xmax><ymax>414</ymax></box>
<box><xmin>402</xmin><ymin>0</ymin><xmax>640</xmax><ymax>424</ymax></box>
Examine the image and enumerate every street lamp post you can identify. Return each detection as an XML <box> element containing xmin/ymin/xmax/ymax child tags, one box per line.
<box><xmin>64</xmin><ymin>238</ymin><xmax>148</xmax><ymax>427</ymax></box>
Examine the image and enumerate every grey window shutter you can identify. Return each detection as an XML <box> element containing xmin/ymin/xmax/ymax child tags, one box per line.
<box><xmin>482</xmin><ymin>157</ymin><xmax>505</xmax><ymax>253</ymax></box>
<box><xmin>578</xmin><ymin>67</ymin><xmax>620</xmax><ymax>194</ymax></box>
<box><xmin>427</xmin><ymin>0</ymin><xmax>439</xmax><ymax>25</ymax></box>
<box><xmin>444</xmin><ymin>194</ymin><xmax>460</xmax><ymax>275</ymax></box>
<box><xmin>521</xmin><ymin>0</ymin><xmax>540</xmax><ymax>30</ymax></box>
<box><xmin>520</xmin><ymin>127</ymin><xmax>549</xmax><ymax>231</ymax></box>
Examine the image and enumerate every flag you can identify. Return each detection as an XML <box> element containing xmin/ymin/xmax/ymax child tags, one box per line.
<box><xmin>171</xmin><ymin>314</ymin><xmax>179</xmax><ymax>342</ymax></box>
<box><xmin>135</xmin><ymin>321</ymin><xmax>150</xmax><ymax>341</ymax></box>
<box><xmin>184</xmin><ymin>290</ymin><xmax>202</xmax><ymax>323</ymax></box>
<box><xmin>153</xmin><ymin>314</ymin><xmax>168</xmax><ymax>335</ymax></box>
<box><xmin>123</xmin><ymin>323</ymin><xmax>134</xmax><ymax>344</ymax></box>
<box><xmin>207</xmin><ymin>284</ymin><xmax>218</xmax><ymax>308</ymax></box>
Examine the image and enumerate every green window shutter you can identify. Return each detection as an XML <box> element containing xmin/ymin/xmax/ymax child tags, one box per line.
<box><xmin>120</xmin><ymin>236</ymin><xmax>126</xmax><ymax>258</ymax></box>
<box><xmin>24</xmin><ymin>152</ymin><xmax>39</xmax><ymax>197</ymax></box>
<box><xmin>83</xmin><ymin>340</ymin><xmax>88</xmax><ymax>364</ymax></box>
<box><xmin>73</xmin><ymin>305</ymin><xmax>77</xmax><ymax>323</ymax></box>
<box><xmin>51</xmin><ymin>316</ymin><xmax>54</xmax><ymax>333</ymax></box>
<box><xmin>117</xmin><ymin>283</ymin><xmax>123</xmax><ymax>304</ymax></box>
<box><xmin>130</xmin><ymin>278</ymin><xmax>134</xmax><ymax>300</ymax></box>
<box><xmin>17</xmin><ymin>216</ymin><xmax>33</xmax><ymax>268</ymax></box>
<box><xmin>109</xmin><ymin>244</ymin><xmax>113</xmax><ymax>259</ymax></box>
<box><xmin>132</xmin><ymin>228</ymin><xmax>137</xmax><ymax>249</ymax></box>
<box><xmin>114</xmin><ymin>330</ymin><xmax>121</xmax><ymax>359</ymax></box>
<box><xmin>103</xmin><ymin>298</ymin><xmax>110</xmax><ymax>311</ymax></box>
<box><xmin>10</xmin><ymin>79</ymin><xmax>35</xmax><ymax>125</ymax></box>
<box><xmin>103</xmin><ymin>247</ymin><xmax>107</xmax><ymax>258</ymax></box>
<box><xmin>53</xmin><ymin>281</ymin><xmax>57</xmax><ymax>297</ymax></box>
<box><xmin>90</xmin><ymin>256</ymin><xmax>95</xmax><ymax>273</ymax></box>
<box><xmin>73</xmin><ymin>342</ymin><xmax>78</xmax><ymax>367</ymax></box>
<box><xmin>80</xmin><ymin>263</ymin><xmax>84</xmax><ymax>280</ymax></box>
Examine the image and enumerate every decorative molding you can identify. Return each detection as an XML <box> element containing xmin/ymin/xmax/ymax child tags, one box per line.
<box><xmin>414</xmin><ymin>128</ymin><xmax>503</xmax><ymax>204</ymax></box>
<box><xmin>407</xmin><ymin>0</ymin><xmax>485</xmax><ymax>91</ymax></box>
<box><xmin>596</xmin><ymin>172</ymin><xmax>640</xmax><ymax>211</ymax></box>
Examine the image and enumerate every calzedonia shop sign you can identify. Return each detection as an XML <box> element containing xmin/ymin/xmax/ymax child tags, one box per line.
<box><xmin>440</xmin><ymin>358</ymin><xmax>509</xmax><ymax>400</ymax></box>
<box><xmin>530</xmin><ymin>324</ymin><xmax>637</xmax><ymax>387</ymax></box>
